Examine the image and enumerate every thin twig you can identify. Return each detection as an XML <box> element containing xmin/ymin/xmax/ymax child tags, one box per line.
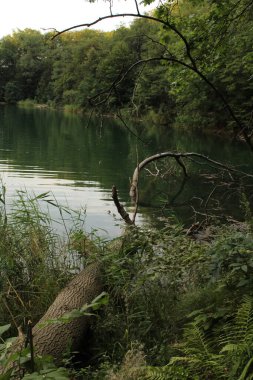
<box><xmin>117</xmin><ymin>111</ymin><xmax>147</xmax><ymax>145</ymax></box>
<box><xmin>26</xmin><ymin>321</ymin><xmax>35</xmax><ymax>373</ymax></box>
<box><xmin>2</xmin><ymin>297</ymin><xmax>19</xmax><ymax>331</ymax></box>
<box><xmin>134</xmin><ymin>0</ymin><xmax>140</xmax><ymax>15</ymax></box>
<box><xmin>132</xmin><ymin>146</ymin><xmax>139</xmax><ymax>224</ymax></box>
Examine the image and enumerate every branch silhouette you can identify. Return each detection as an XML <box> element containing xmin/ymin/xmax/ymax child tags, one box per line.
<box><xmin>51</xmin><ymin>3</ymin><xmax>253</xmax><ymax>150</ymax></box>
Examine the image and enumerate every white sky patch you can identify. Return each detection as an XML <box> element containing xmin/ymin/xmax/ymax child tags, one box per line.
<box><xmin>0</xmin><ymin>0</ymin><xmax>155</xmax><ymax>38</ymax></box>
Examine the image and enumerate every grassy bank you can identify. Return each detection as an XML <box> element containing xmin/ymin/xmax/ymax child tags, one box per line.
<box><xmin>0</xmin><ymin>189</ymin><xmax>253</xmax><ymax>379</ymax></box>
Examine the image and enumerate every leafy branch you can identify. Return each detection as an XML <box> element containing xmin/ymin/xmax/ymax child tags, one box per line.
<box><xmin>52</xmin><ymin>1</ymin><xmax>253</xmax><ymax>150</ymax></box>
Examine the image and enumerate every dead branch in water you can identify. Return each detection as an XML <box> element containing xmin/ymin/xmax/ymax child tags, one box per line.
<box><xmin>112</xmin><ymin>185</ymin><xmax>134</xmax><ymax>225</ymax></box>
<box><xmin>129</xmin><ymin>151</ymin><xmax>253</xmax><ymax>203</ymax></box>
<box><xmin>111</xmin><ymin>151</ymin><xmax>252</xmax><ymax>225</ymax></box>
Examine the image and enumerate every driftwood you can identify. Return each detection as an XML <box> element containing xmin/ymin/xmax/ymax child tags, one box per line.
<box><xmin>1</xmin><ymin>262</ymin><xmax>102</xmax><ymax>374</ymax></box>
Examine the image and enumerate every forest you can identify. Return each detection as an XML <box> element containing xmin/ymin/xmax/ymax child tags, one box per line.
<box><xmin>0</xmin><ymin>0</ymin><xmax>253</xmax><ymax>379</ymax></box>
<box><xmin>0</xmin><ymin>0</ymin><xmax>252</xmax><ymax>139</ymax></box>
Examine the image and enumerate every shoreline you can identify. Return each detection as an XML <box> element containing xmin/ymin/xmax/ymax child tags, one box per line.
<box><xmin>3</xmin><ymin>100</ymin><xmax>246</xmax><ymax>146</ymax></box>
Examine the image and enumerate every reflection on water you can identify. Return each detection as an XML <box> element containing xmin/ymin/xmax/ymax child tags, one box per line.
<box><xmin>0</xmin><ymin>105</ymin><xmax>252</xmax><ymax>237</ymax></box>
<box><xmin>0</xmin><ymin>106</ymin><xmax>147</xmax><ymax>237</ymax></box>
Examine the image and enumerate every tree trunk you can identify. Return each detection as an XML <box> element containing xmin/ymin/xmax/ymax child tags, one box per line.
<box><xmin>0</xmin><ymin>262</ymin><xmax>103</xmax><ymax>375</ymax></box>
<box><xmin>32</xmin><ymin>262</ymin><xmax>102</xmax><ymax>365</ymax></box>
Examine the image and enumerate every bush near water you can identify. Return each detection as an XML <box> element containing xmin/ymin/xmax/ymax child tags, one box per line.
<box><xmin>0</xmin><ymin>190</ymin><xmax>252</xmax><ymax>379</ymax></box>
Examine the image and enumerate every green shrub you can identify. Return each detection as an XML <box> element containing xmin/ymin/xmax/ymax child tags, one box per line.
<box><xmin>0</xmin><ymin>189</ymin><xmax>252</xmax><ymax>379</ymax></box>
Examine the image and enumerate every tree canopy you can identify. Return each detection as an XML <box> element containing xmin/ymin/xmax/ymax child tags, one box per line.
<box><xmin>0</xmin><ymin>0</ymin><xmax>252</xmax><ymax>145</ymax></box>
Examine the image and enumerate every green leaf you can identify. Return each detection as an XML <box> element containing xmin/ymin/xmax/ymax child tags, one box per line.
<box><xmin>23</xmin><ymin>367</ymin><xmax>69</xmax><ymax>379</ymax></box>
<box><xmin>88</xmin><ymin>291</ymin><xmax>109</xmax><ymax>310</ymax></box>
<box><xmin>241</xmin><ymin>265</ymin><xmax>248</xmax><ymax>273</ymax></box>
<box><xmin>31</xmin><ymin>192</ymin><xmax>50</xmax><ymax>201</ymax></box>
<box><xmin>0</xmin><ymin>325</ymin><xmax>11</xmax><ymax>337</ymax></box>
<box><xmin>238</xmin><ymin>357</ymin><xmax>253</xmax><ymax>380</ymax></box>
<box><xmin>220</xmin><ymin>343</ymin><xmax>238</xmax><ymax>353</ymax></box>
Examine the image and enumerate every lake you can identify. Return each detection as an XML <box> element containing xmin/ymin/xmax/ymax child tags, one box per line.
<box><xmin>0</xmin><ymin>105</ymin><xmax>252</xmax><ymax>238</ymax></box>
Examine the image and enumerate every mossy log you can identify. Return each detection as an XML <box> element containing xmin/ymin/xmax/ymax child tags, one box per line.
<box><xmin>32</xmin><ymin>262</ymin><xmax>102</xmax><ymax>364</ymax></box>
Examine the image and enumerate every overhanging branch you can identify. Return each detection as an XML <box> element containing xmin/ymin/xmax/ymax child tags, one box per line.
<box><xmin>129</xmin><ymin>151</ymin><xmax>253</xmax><ymax>202</ymax></box>
<box><xmin>52</xmin><ymin>12</ymin><xmax>197</xmax><ymax>69</ymax></box>
<box><xmin>52</xmin><ymin>3</ymin><xmax>253</xmax><ymax>151</ymax></box>
<box><xmin>89</xmin><ymin>55</ymin><xmax>253</xmax><ymax>150</ymax></box>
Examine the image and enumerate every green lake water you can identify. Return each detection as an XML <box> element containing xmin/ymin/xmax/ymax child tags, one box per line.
<box><xmin>0</xmin><ymin>105</ymin><xmax>252</xmax><ymax>238</ymax></box>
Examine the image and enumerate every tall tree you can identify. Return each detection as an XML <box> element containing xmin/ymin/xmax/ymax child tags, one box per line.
<box><xmin>55</xmin><ymin>0</ymin><xmax>253</xmax><ymax>148</ymax></box>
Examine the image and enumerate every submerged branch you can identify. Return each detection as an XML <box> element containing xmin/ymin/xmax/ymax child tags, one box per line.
<box><xmin>112</xmin><ymin>185</ymin><xmax>134</xmax><ymax>225</ymax></box>
<box><xmin>129</xmin><ymin>151</ymin><xmax>253</xmax><ymax>202</ymax></box>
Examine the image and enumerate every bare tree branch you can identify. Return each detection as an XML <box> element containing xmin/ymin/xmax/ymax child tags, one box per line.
<box><xmin>52</xmin><ymin>12</ymin><xmax>197</xmax><ymax>69</ymax></box>
<box><xmin>129</xmin><ymin>151</ymin><xmax>253</xmax><ymax>202</ymax></box>
<box><xmin>134</xmin><ymin>0</ymin><xmax>140</xmax><ymax>15</ymax></box>
<box><xmin>90</xmin><ymin>55</ymin><xmax>252</xmax><ymax>150</ymax></box>
<box><xmin>112</xmin><ymin>185</ymin><xmax>134</xmax><ymax>225</ymax></box>
<box><xmin>175</xmin><ymin>156</ymin><xmax>188</xmax><ymax>178</ymax></box>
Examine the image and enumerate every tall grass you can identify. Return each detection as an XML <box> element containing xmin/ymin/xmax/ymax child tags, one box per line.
<box><xmin>0</xmin><ymin>187</ymin><xmax>92</xmax><ymax>333</ymax></box>
<box><xmin>0</xmin><ymin>187</ymin><xmax>252</xmax><ymax>379</ymax></box>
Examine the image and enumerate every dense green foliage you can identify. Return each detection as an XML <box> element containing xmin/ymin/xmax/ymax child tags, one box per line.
<box><xmin>0</xmin><ymin>0</ymin><xmax>253</xmax><ymax>134</ymax></box>
<box><xmin>0</xmin><ymin>191</ymin><xmax>252</xmax><ymax>379</ymax></box>
<box><xmin>160</xmin><ymin>0</ymin><xmax>253</xmax><ymax>132</ymax></box>
<box><xmin>0</xmin><ymin>24</ymin><xmax>169</xmax><ymax>116</ymax></box>
<box><xmin>1</xmin><ymin>0</ymin><xmax>253</xmax><ymax>378</ymax></box>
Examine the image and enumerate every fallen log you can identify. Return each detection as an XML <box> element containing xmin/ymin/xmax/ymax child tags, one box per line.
<box><xmin>32</xmin><ymin>262</ymin><xmax>102</xmax><ymax>364</ymax></box>
<box><xmin>0</xmin><ymin>262</ymin><xmax>103</xmax><ymax>374</ymax></box>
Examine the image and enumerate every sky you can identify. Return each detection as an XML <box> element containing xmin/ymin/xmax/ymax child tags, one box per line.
<box><xmin>0</xmin><ymin>0</ymin><xmax>154</xmax><ymax>38</ymax></box>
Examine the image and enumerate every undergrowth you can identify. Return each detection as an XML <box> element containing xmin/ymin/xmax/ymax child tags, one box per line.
<box><xmin>0</xmin><ymin>188</ymin><xmax>252</xmax><ymax>379</ymax></box>
<box><xmin>0</xmin><ymin>188</ymin><xmax>90</xmax><ymax>332</ymax></box>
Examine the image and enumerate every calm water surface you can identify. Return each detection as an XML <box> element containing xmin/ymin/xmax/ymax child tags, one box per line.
<box><xmin>0</xmin><ymin>105</ymin><xmax>252</xmax><ymax>237</ymax></box>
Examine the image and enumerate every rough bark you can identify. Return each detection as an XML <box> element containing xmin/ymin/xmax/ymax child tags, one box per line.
<box><xmin>32</xmin><ymin>262</ymin><xmax>102</xmax><ymax>364</ymax></box>
<box><xmin>0</xmin><ymin>262</ymin><xmax>103</xmax><ymax>375</ymax></box>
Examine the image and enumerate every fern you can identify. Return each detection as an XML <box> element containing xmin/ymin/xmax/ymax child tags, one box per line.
<box><xmin>165</xmin><ymin>321</ymin><xmax>225</xmax><ymax>379</ymax></box>
<box><xmin>219</xmin><ymin>296</ymin><xmax>253</xmax><ymax>379</ymax></box>
<box><xmin>234</xmin><ymin>296</ymin><xmax>253</xmax><ymax>345</ymax></box>
<box><xmin>170</xmin><ymin>296</ymin><xmax>253</xmax><ymax>379</ymax></box>
<box><xmin>145</xmin><ymin>364</ymin><xmax>192</xmax><ymax>380</ymax></box>
<box><xmin>145</xmin><ymin>366</ymin><xmax>170</xmax><ymax>380</ymax></box>
<box><xmin>238</xmin><ymin>357</ymin><xmax>253</xmax><ymax>380</ymax></box>
<box><xmin>182</xmin><ymin>323</ymin><xmax>214</xmax><ymax>358</ymax></box>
